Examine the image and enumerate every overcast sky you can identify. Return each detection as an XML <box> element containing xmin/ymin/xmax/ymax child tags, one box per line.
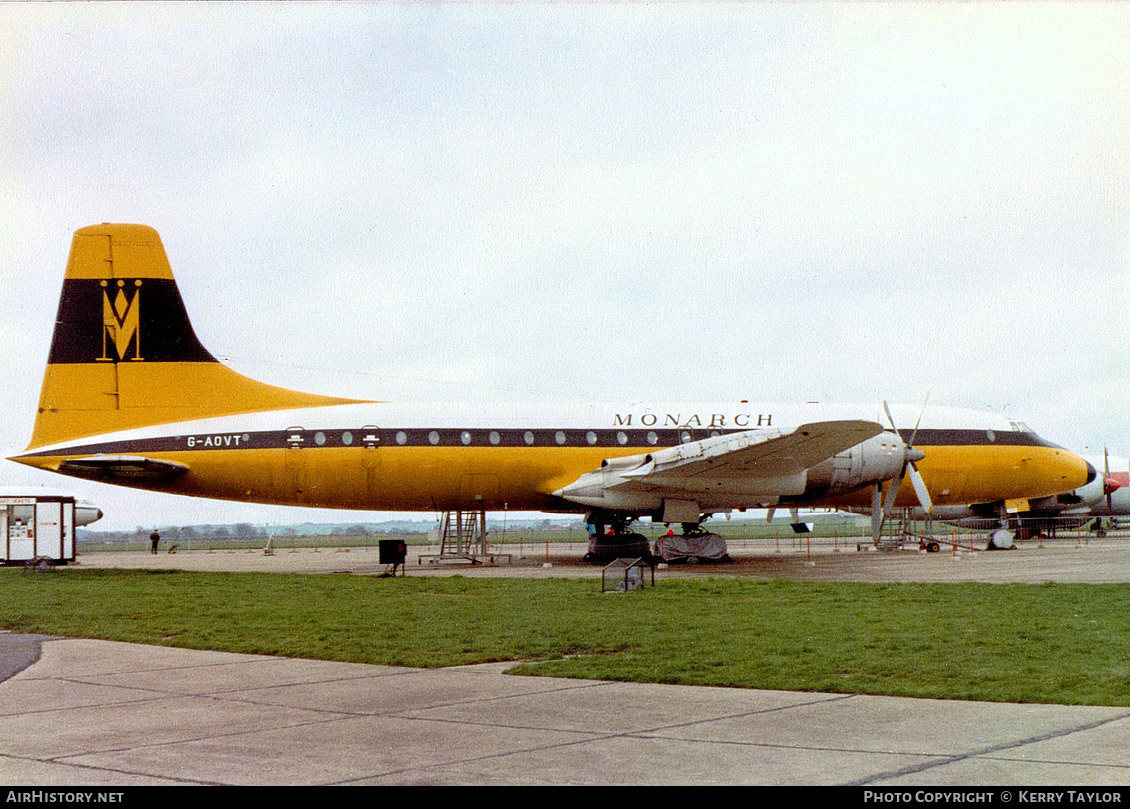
<box><xmin>2</xmin><ymin>3</ymin><xmax>1127</xmax><ymax>531</ymax></box>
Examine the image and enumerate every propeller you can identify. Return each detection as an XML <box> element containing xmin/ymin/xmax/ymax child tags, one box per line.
<box><xmin>1098</xmin><ymin>447</ymin><xmax>1127</xmax><ymax>515</ymax></box>
<box><xmin>871</xmin><ymin>398</ymin><xmax>934</xmax><ymax>543</ymax></box>
<box><xmin>1104</xmin><ymin>447</ymin><xmax>1116</xmax><ymax>510</ymax></box>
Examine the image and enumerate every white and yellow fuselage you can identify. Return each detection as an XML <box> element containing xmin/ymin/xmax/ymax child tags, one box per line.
<box><xmin>14</xmin><ymin>400</ymin><xmax>1092</xmax><ymax>516</ymax></box>
<box><xmin>8</xmin><ymin>224</ymin><xmax>1095</xmax><ymax>518</ymax></box>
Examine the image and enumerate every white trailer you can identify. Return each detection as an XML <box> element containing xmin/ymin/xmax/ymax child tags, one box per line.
<box><xmin>1</xmin><ymin>494</ymin><xmax>78</xmax><ymax>565</ymax></box>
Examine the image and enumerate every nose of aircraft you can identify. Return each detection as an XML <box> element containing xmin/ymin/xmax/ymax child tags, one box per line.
<box><xmin>1085</xmin><ymin>461</ymin><xmax>1098</xmax><ymax>486</ymax></box>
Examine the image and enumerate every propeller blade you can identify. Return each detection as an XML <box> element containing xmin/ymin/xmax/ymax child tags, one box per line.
<box><xmin>907</xmin><ymin>393</ymin><xmax>929</xmax><ymax>448</ymax></box>
<box><xmin>882</xmin><ymin>400</ymin><xmax>897</xmax><ymax>434</ymax></box>
<box><xmin>1105</xmin><ymin>447</ymin><xmax>1112</xmax><ymax>509</ymax></box>
<box><xmin>908</xmin><ymin>463</ymin><xmax>933</xmax><ymax>514</ymax></box>
<box><xmin>871</xmin><ymin>483</ymin><xmax>883</xmax><ymax>542</ymax></box>
<box><xmin>882</xmin><ymin>470</ymin><xmax>905</xmax><ymax>515</ymax></box>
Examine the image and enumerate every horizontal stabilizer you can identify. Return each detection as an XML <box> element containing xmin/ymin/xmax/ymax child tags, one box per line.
<box><xmin>58</xmin><ymin>455</ymin><xmax>189</xmax><ymax>481</ymax></box>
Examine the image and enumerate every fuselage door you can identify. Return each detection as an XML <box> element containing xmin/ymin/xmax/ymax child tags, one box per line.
<box><xmin>284</xmin><ymin>426</ymin><xmax>308</xmax><ymax>500</ymax></box>
<box><xmin>361</xmin><ymin>425</ymin><xmax>382</xmax><ymax>497</ymax></box>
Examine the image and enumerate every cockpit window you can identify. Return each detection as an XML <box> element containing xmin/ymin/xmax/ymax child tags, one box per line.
<box><xmin>1008</xmin><ymin>420</ymin><xmax>1032</xmax><ymax>433</ymax></box>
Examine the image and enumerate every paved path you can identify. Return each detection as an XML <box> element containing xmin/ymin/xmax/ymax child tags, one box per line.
<box><xmin>2</xmin><ymin>634</ymin><xmax>1129</xmax><ymax>786</ymax></box>
<box><xmin>6</xmin><ymin>538</ymin><xmax>1129</xmax><ymax>785</ymax></box>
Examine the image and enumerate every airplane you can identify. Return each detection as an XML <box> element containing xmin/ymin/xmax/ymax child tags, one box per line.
<box><xmin>6</xmin><ymin>223</ymin><xmax>1097</xmax><ymax>560</ymax></box>
<box><xmin>0</xmin><ymin>487</ymin><xmax>103</xmax><ymax>527</ymax></box>
<box><xmin>898</xmin><ymin>452</ymin><xmax>1128</xmax><ymax>541</ymax></box>
<box><xmin>1088</xmin><ymin>453</ymin><xmax>1130</xmax><ymax>526</ymax></box>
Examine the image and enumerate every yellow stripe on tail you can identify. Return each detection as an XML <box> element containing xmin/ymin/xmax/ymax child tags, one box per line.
<box><xmin>27</xmin><ymin>223</ymin><xmax>366</xmax><ymax>449</ymax></box>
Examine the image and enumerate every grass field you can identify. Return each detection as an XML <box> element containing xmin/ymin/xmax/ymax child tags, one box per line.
<box><xmin>2</xmin><ymin>568</ymin><xmax>1128</xmax><ymax>706</ymax></box>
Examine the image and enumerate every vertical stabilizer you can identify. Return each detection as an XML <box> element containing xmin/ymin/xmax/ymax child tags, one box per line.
<box><xmin>27</xmin><ymin>224</ymin><xmax>365</xmax><ymax>449</ymax></box>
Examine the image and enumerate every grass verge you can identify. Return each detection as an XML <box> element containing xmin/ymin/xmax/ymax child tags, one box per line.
<box><xmin>1</xmin><ymin>569</ymin><xmax>1127</xmax><ymax>705</ymax></box>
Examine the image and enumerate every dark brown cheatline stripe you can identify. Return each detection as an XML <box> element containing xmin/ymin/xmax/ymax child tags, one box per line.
<box><xmin>19</xmin><ymin>427</ymin><xmax>1062</xmax><ymax>458</ymax></box>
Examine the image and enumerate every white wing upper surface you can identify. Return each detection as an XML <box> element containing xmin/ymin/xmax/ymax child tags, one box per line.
<box><xmin>610</xmin><ymin>420</ymin><xmax>884</xmax><ymax>486</ymax></box>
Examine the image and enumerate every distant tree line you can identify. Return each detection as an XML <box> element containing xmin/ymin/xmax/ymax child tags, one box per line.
<box><xmin>77</xmin><ymin>523</ymin><xmax>398</xmax><ymax>543</ymax></box>
<box><xmin>76</xmin><ymin>518</ymin><xmax>593</xmax><ymax>545</ymax></box>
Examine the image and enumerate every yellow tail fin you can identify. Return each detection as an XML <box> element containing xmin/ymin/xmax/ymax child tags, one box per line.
<box><xmin>27</xmin><ymin>223</ymin><xmax>365</xmax><ymax>449</ymax></box>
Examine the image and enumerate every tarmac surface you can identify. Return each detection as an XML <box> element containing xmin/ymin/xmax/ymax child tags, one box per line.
<box><xmin>69</xmin><ymin>532</ymin><xmax>1130</xmax><ymax>583</ymax></box>
<box><xmin>3</xmin><ymin>537</ymin><xmax>1130</xmax><ymax>786</ymax></box>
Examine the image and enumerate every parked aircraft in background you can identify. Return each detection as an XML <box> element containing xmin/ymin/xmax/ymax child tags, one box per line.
<box><xmin>7</xmin><ymin>224</ymin><xmax>1096</xmax><ymax>558</ymax></box>
<box><xmin>906</xmin><ymin>452</ymin><xmax>1127</xmax><ymax>539</ymax></box>
<box><xmin>0</xmin><ymin>487</ymin><xmax>103</xmax><ymax>526</ymax></box>
<box><xmin>1088</xmin><ymin>454</ymin><xmax>1130</xmax><ymax>528</ymax></box>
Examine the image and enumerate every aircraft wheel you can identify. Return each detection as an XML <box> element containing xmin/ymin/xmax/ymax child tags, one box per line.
<box><xmin>926</xmin><ymin>541</ymin><xmax>940</xmax><ymax>553</ymax></box>
<box><xmin>988</xmin><ymin>529</ymin><xmax>1014</xmax><ymax>550</ymax></box>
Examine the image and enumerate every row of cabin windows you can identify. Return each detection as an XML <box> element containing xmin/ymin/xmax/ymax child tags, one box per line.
<box><xmin>294</xmin><ymin>428</ymin><xmax>713</xmax><ymax>448</ymax></box>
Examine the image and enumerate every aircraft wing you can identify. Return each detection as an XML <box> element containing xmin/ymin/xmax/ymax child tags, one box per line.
<box><xmin>613</xmin><ymin>420</ymin><xmax>883</xmax><ymax>485</ymax></box>
<box><xmin>58</xmin><ymin>455</ymin><xmax>189</xmax><ymax>481</ymax></box>
<box><xmin>555</xmin><ymin>420</ymin><xmax>884</xmax><ymax>511</ymax></box>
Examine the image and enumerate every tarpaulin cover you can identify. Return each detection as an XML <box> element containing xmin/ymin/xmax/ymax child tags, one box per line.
<box><xmin>656</xmin><ymin>533</ymin><xmax>731</xmax><ymax>563</ymax></box>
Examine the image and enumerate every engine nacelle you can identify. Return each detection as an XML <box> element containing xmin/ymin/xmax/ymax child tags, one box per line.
<box><xmin>1061</xmin><ymin>473</ymin><xmax>1116</xmax><ymax>509</ymax></box>
<box><xmin>799</xmin><ymin>432</ymin><xmax>916</xmax><ymax>499</ymax></box>
<box><xmin>75</xmin><ymin>503</ymin><xmax>104</xmax><ymax>526</ymax></box>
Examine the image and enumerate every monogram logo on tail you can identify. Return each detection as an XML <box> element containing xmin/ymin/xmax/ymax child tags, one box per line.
<box><xmin>99</xmin><ymin>280</ymin><xmax>143</xmax><ymax>361</ymax></box>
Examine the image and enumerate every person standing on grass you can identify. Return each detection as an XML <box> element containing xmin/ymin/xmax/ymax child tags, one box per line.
<box><xmin>150</xmin><ymin>529</ymin><xmax>160</xmax><ymax>554</ymax></box>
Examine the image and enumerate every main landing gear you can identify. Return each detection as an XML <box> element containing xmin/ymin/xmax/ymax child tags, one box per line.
<box><xmin>656</xmin><ymin>518</ymin><xmax>731</xmax><ymax>564</ymax></box>
<box><xmin>581</xmin><ymin>512</ymin><xmax>731</xmax><ymax>565</ymax></box>
<box><xmin>582</xmin><ymin>513</ymin><xmax>652</xmax><ymax>564</ymax></box>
